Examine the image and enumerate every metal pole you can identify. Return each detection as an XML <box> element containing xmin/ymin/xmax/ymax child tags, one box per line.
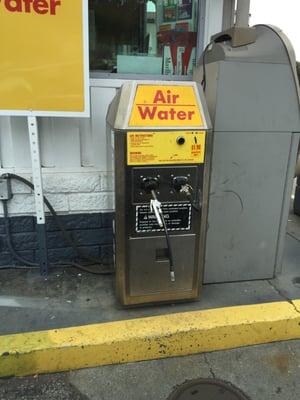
<box><xmin>235</xmin><ymin>0</ymin><xmax>250</xmax><ymax>27</ymax></box>
<box><xmin>222</xmin><ymin>0</ymin><xmax>236</xmax><ymax>30</ymax></box>
<box><xmin>27</xmin><ymin>116</ymin><xmax>49</xmax><ymax>275</ymax></box>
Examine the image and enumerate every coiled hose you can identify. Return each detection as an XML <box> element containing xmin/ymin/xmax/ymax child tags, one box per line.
<box><xmin>0</xmin><ymin>173</ymin><xmax>114</xmax><ymax>275</ymax></box>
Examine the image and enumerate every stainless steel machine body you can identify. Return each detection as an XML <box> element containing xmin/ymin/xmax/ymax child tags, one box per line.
<box><xmin>107</xmin><ymin>81</ymin><xmax>211</xmax><ymax>305</ymax></box>
<box><xmin>194</xmin><ymin>25</ymin><xmax>300</xmax><ymax>283</ymax></box>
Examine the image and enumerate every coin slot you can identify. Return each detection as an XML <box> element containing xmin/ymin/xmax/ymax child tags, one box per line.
<box><xmin>156</xmin><ymin>248</ymin><xmax>169</xmax><ymax>262</ymax></box>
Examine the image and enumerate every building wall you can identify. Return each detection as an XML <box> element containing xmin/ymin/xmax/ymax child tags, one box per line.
<box><xmin>0</xmin><ymin>79</ymin><xmax>120</xmax><ymax>217</ymax></box>
<box><xmin>204</xmin><ymin>0</ymin><xmax>224</xmax><ymax>45</ymax></box>
<box><xmin>0</xmin><ymin>0</ymin><xmax>227</xmax><ymax>266</ymax></box>
<box><xmin>0</xmin><ymin>0</ymin><xmax>228</xmax><ymax>218</ymax></box>
<box><xmin>0</xmin><ymin>79</ymin><xmax>120</xmax><ymax>266</ymax></box>
<box><xmin>0</xmin><ymin>212</ymin><xmax>114</xmax><ymax>267</ymax></box>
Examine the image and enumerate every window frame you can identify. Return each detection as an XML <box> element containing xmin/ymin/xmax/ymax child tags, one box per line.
<box><xmin>89</xmin><ymin>0</ymin><xmax>207</xmax><ymax>79</ymax></box>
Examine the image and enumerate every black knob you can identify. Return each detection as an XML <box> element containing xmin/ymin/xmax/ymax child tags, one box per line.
<box><xmin>141</xmin><ymin>177</ymin><xmax>159</xmax><ymax>193</ymax></box>
<box><xmin>176</xmin><ymin>136</ymin><xmax>185</xmax><ymax>145</ymax></box>
<box><xmin>173</xmin><ymin>176</ymin><xmax>188</xmax><ymax>191</ymax></box>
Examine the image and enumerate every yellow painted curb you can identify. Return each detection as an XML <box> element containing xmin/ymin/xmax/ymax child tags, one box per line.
<box><xmin>1</xmin><ymin>300</ymin><xmax>300</xmax><ymax>377</ymax></box>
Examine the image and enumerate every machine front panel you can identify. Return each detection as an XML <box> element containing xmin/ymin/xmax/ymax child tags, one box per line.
<box><xmin>128</xmin><ymin>235</ymin><xmax>196</xmax><ymax>297</ymax></box>
<box><xmin>108</xmin><ymin>80</ymin><xmax>211</xmax><ymax>306</ymax></box>
<box><xmin>121</xmin><ymin>154</ymin><xmax>204</xmax><ymax>304</ymax></box>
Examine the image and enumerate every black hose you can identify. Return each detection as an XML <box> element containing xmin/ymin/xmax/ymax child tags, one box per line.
<box><xmin>0</xmin><ymin>173</ymin><xmax>114</xmax><ymax>275</ymax></box>
<box><xmin>201</xmin><ymin>42</ymin><xmax>212</xmax><ymax>92</ymax></box>
<box><xmin>66</xmin><ymin>261</ymin><xmax>114</xmax><ymax>275</ymax></box>
<box><xmin>179</xmin><ymin>184</ymin><xmax>201</xmax><ymax>213</ymax></box>
<box><xmin>0</xmin><ymin>263</ymin><xmax>113</xmax><ymax>275</ymax></box>
<box><xmin>160</xmin><ymin>211</ymin><xmax>175</xmax><ymax>282</ymax></box>
<box><xmin>3</xmin><ymin>200</ymin><xmax>39</xmax><ymax>267</ymax></box>
<box><xmin>185</xmin><ymin>191</ymin><xmax>201</xmax><ymax>213</ymax></box>
<box><xmin>151</xmin><ymin>190</ymin><xmax>175</xmax><ymax>282</ymax></box>
<box><xmin>201</xmin><ymin>35</ymin><xmax>232</xmax><ymax>92</ymax></box>
<box><xmin>188</xmin><ymin>197</ymin><xmax>201</xmax><ymax>212</ymax></box>
<box><xmin>2</xmin><ymin>173</ymin><xmax>83</xmax><ymax>258</ymax></box>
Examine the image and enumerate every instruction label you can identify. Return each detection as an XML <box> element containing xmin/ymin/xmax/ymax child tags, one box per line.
<box><xmin>136</xmin><ymin>203</ymin><xmax>192</xmax><ymax>233</ymax></box>
<box><xmin>129</xmin><ymin>84</ymin><xmax>205</xmax><ymax>127</ymax></box>
<box><xmin>127</xmin><ymin>131</ymin><xmax>206</xmax><ymax>165</ymax></box>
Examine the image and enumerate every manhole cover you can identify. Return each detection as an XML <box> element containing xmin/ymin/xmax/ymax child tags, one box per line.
<box><xmin>168</xmin><ymin>378</ymin><xmax>250</xmax><ymax>400</ymax></box>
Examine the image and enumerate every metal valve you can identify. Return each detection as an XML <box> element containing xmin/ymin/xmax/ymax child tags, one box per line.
<box><xmin>150</xmin><ymin>197</ymin><xmax>163</xmax><ymax>228</ymax></box>
<box><xmin>150</xmin><ymin>189</ymin><xmax>175</xmax><ymax>283</ymax></box>
<box><xmin>141</xmin><ymin>177</ymin><xmax>159</xmax><ymax>193</ymax></box>
<box><xmin>180</xmin><ymin>184</ymin><xmax>193</xmax><ymax>196</ymax></box>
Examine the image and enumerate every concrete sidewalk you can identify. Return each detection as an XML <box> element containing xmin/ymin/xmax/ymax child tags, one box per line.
<box><xmin>0</xmin><ymin>214</ymin><xmax>300</xmax><ymax>398</ymax></box>
<box><xmin>1</xmin><ymin>230</ymin><xmax>299</xmax><ymax>336</ymax></box>
<box><xmin>0</xmin><ymin>229</ymin><xmax>299</xmax><ymax>336</ymax></box>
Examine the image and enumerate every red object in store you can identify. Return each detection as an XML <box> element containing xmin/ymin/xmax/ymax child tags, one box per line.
<box><xmin>182</xmin><ymin>46</ymin><xmax>193</xmax><ymax>75</ymax></box>
<box><xmin>157</xmin><ymin>30</ymin><xmax>197</xmax><ymax>75</ymax></box>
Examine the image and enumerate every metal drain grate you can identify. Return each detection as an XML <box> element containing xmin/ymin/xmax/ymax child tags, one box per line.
<box><xmin>168</xmin><ymin>378</ymin><xmax>250</xmax><ymax>400</ymax></box>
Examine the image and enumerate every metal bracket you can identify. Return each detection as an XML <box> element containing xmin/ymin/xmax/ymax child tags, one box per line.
<box><xmin>27</xmin><ymin>116</ymin><xmax>49</xmax><ymax>275</ymax></box>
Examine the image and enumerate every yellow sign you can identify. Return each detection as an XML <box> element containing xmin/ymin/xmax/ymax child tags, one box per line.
<box><xmin>127</xmin><ymin>131</ymin><xmax>206</xmax><ymax>165</ymax></box>
<box><xmin>129</xmin><ymin>85</ymin><xmax>204</xmax><ymax>128</ymax></box>
<box><xmin>0</xmin><ymin>0</ymin><xmax>89</xmax><ymax>117</ymax></box>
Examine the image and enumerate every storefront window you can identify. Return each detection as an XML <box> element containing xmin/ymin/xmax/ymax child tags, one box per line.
<box><xmin>89</xmin><ymin>0</ymin><xmax>199</xmax><ymax>75</ymax></box>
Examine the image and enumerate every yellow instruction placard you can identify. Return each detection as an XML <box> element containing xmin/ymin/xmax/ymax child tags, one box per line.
<box><xmin>127</xmin><ymin>131</ymin><xmax>206</xmax><ymax>165</ymax></box>
<box><xmin>0</xmin><ymin>0</ymin><xmax>89</xmax><ymax>117</ymax></box>
<box><xmin>129</xmin><ymin>85</ymin><xmax>204</xmax><ymax>128</ymax></box>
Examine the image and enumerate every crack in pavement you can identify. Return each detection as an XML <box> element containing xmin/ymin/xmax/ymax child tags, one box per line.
<box><xmin>68</xmin><ymin>380</ymin><xmax>90</xmax><ymax>400</ymax></box>
<box><xmin>291</xmin><ymin>300</ymin><xmax>300</xmax><ymax>314</ymax></box>
<box><xmin>203</xmin><ymin>353</ymin><xmax>216</xmax><ymax>379</ymax></box>
<box><xmin>287</xmin><ymin>231</ymin><xmax>300</xmax><ymax>243</ymax></box>
<box><xmin>268</xmin><ymin>280</ymin><xmax>300</xmax><ymax>315</ymax></box>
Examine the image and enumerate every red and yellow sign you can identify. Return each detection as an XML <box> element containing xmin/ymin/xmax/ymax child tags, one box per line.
<box><xmin>129</xmin><ymin>85</ymin><xmax>204</xmax><ymax>128</ymax></box>
<box><xmin>127</xmin><ymin>131</ymin><xmax>206</xmax><ymax>165</ymax></box>
<box><xmin>0</xmin><ymin>0</ymin><xmax>89</xmax><ymax>117</ymax></box>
